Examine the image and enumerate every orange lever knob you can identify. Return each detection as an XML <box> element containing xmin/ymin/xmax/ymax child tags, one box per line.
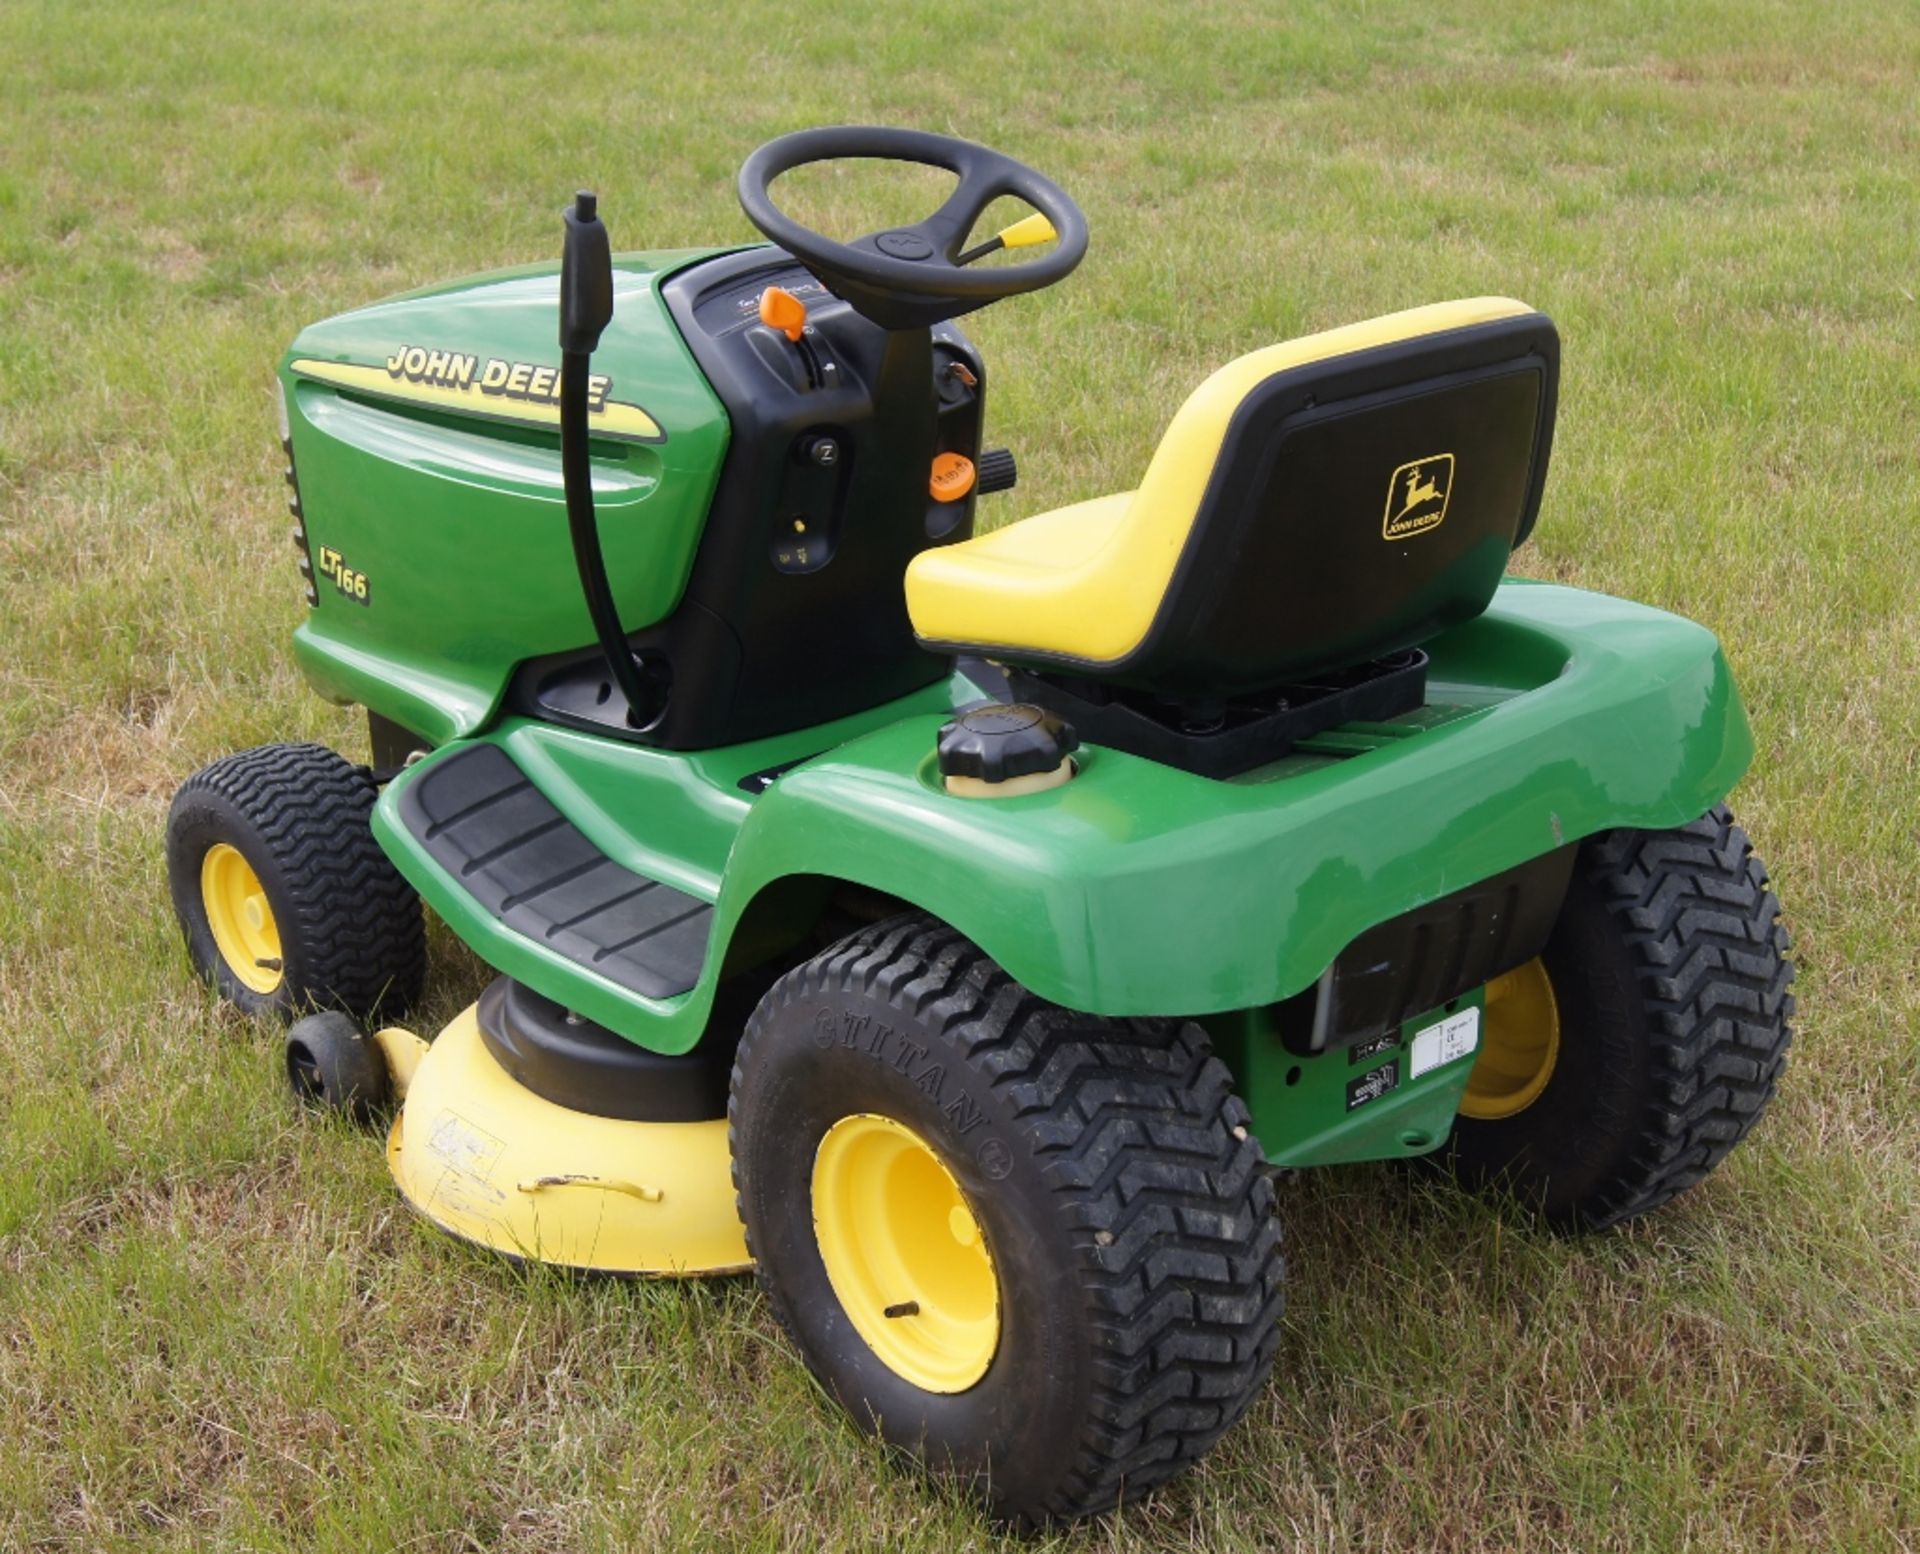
<box><xmin>758</xmin><ymin>286</ymin><xmax>808</xmax><ymax>343</ymax></box>
<box><xmin>930</xmin><ymin>452</ymin><xmax>976</xmax><ymax>502</ymax></box>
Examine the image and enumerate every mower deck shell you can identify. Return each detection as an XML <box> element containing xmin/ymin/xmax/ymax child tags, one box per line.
<box><xmin>385</xmin><ymin>1002</ymin><xmax>750</xmax><ymax>1276</ymax></box>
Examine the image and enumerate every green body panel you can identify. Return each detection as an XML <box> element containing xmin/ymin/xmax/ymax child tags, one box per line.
<box><xmin>280</xmin><ymin>248</ymin><xmax>739</xmax><ymax>743</ymax></box>
<box><xmin>1205</xmin><ymin>989</ymin><xmax>1485</xmax><ymax>1168</ymax></box>
<box><xmin>369</xmin><ymin>578</ymin><xmax>1752</xmax><ymax>1161</ymax></box>
<box><xmin>369</xmin><ymin>677</ymin><xmax>964</xmax><ymax>1048</ymax></box>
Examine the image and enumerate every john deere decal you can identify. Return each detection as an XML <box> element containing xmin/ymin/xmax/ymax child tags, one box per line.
<box><xmin>1382</xmin><ymin>453</ymin><xmax>1454</xmax><ymax>540</ymax></box>
<box><xmin>288</xmin><ymin>348</ymin><xmax>665</xmax><ymax>444</ymax></box>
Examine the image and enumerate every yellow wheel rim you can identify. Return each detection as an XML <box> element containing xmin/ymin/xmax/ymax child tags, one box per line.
<box><xmin>1460</xmin><ymin>958</ymin><xmax>1561</xmax><ymax>1121</ymax></box>
<box><xmin>811</xmin><ymin>1113</ymin><xmax>1000</xmax><ymax>1393</ymax></box>
<box><xmin>200</xmin><ymin>842</ymin><xmax>284</xmax><ymax>995</ymax></box>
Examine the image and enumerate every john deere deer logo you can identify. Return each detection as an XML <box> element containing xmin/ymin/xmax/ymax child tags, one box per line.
<box><xmin>1382</xmin><ymin>453</ymin><xmax>1455</xmax><ymax>540</ymax></box>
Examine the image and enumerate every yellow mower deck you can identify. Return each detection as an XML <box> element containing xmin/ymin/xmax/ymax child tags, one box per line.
<box><xmin>380</xmin><ymin>1006</ymin><xmax>750</xmax><ymax>1277</ymax></box>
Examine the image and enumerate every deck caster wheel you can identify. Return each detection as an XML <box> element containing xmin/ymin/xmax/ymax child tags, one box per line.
<box><xmin>729</xmin><ymin>913</ymin><xmax>1284</xmax><ymax>1526</ymax></box>
<box><xmin>166</xmin><ymin>743</ymin><xmax>426</xmax><ymax>1021</ymax></box>
<box><xmin>1437</xmin><ymin>803</ymin><xmax>1794</xmax><ymax>1230</ymax></box>
<box><xmin>286</xmin><ymin>1011</ymin><xmax>391</xmax><ymax>1120</ymax></box>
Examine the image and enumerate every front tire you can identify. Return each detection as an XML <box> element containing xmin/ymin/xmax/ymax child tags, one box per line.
<box><xmin>1441</xmin><ymin>804</ymin><xmax>1794</xmax><ymax>1230</ymax></box>
<box><xmin>167</xmin><ymin>743</ymin><xmax>426</xmax><ymax>1021</ymax></box>
<box><xmin>728</xmin><ymin>914</ymin><xmax>1284</xmax><ymax>1526</ymax></box>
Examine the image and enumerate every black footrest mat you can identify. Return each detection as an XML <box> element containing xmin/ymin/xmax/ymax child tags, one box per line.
<box><xmin>396</xmin><ymin>743</ymin><xmax>711</xmax><ymax>1001</ymax></box>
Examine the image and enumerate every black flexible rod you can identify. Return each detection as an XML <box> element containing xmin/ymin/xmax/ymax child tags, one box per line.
<box><xmin>557</xmin><ymin>190</ymin><xmax>652</xmax><ymax>727</ymax></box>
<box><xmin>558</xmin><ymin>350</ymin><xmax>652</xmax><ymax>726</ymax></box>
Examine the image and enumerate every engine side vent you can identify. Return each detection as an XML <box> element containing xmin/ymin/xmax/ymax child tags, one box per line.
<box><xmin>282</xmin><ymin>424</ymin><xmax>317</xmax><ymax>608</ymax></box>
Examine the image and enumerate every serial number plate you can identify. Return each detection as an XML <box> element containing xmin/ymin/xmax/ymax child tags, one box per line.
<box><xmin>1410</xmin><ymin>1007</ymin><xmax>1481</xmax><ymax>1078</ymax></box>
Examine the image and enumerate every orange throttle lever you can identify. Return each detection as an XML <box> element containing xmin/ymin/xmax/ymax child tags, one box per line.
<box><xmin>758</xmin><ymin>285</ymin><xmax>808</xmax><ymax>342</ymax></box>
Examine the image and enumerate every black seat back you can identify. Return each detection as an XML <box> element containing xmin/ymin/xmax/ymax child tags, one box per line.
<box><xmin>1112</xmin><ymin>309</ymin><xmax>1559</xmax><ymax>698</ymax></box>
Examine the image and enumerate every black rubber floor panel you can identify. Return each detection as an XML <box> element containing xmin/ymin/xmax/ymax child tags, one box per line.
<box><xmin>396</xmin><ymin>743</ymin><xmax>711</xmax><ymax>1000</ymax></box>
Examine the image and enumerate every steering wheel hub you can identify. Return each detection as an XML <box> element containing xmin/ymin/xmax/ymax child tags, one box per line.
<box><xmin>875</xmin><ymin>230</ymin><xmax>935</xmax><ymax>261</ymax></box>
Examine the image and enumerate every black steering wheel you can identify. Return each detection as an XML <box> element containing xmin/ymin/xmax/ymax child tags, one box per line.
<box><xmin>737</xmin><ymin>126</ymin><xmax>1089</xmax><ymax>329</ymax></box>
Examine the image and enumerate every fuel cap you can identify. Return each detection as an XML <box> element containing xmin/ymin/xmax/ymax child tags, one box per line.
<box><xmin>936</xmin><ymin>703</ymin><xmax>1079</xmax><ymax>785</ymax></box>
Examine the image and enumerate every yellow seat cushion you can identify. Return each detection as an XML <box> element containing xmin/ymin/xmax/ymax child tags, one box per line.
<box><xmin>905</xmin><ymin>296</ymin><xmax>1535</xmax><ymax>666</ymax></box>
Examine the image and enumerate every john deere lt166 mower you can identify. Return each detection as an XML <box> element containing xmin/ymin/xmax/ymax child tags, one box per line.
<box><xmin>167</xmin><ymin>127</ymin><xmax>1793</xmax><ymax>1523</ymax></box>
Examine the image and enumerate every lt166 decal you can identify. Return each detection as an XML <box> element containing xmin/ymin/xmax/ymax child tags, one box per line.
<box><xmin>316</xmin><ymin>545</ymin><xmax>370</xmax><ymax>605</ymax></box>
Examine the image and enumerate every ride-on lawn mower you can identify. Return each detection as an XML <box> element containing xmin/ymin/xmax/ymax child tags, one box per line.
<box><xmin>167</xmin><ymin>127</ymin><xmax>1793</xmax><ymax>1524</ymax></box>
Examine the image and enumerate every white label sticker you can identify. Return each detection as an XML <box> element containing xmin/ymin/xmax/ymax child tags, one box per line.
<box><xmin>426</xmin><ymin>1108</ymin><xmax>506</xmax><ymax>1183</ymax></box>
<box><xmin>1411</xmin><ymin>1006</ymin><xmax>1481</xmax><ymax>1078</ymax></box>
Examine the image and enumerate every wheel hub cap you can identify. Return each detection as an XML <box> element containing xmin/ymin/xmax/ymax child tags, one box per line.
<box><xmin>811</xmin><ymin>1113</ymin><xmax>999</xmax><ymax>1393</ymax></box>
<box><xmin>200</xmin><ymin>842</ymin><xmax>284</xmax><ymax>995</ymax></box>
<box><xmin>1460</xmin><ymin>957</ymin><xmax>1560</xmax><ymax>1120</ymax></box>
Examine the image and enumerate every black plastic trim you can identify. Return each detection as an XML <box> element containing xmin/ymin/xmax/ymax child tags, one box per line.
<box><xmin>1008</xmin><ymin>650</ymin><xmax>1427</xmax><ymax>778</ymax></box>
<box><xmin>1287</xmin><ymin>844</ymin><xmax>1578</xmax><ymax>1053</ymax></box>
<box><xmin>475</xmin><ymin>976</ymin><xmax>728</xmax><ymax>1122</ymax></box>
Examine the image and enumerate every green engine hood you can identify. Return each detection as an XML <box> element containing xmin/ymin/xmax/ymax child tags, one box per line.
<box><xmin>279</xmin><ymin>248</ymin><xmax>747</xmax><ymax>742</ymax></box>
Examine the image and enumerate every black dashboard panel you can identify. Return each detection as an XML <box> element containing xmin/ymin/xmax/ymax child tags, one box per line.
<box><xmin>515</xmin><ymin>247</ymin><xmax>987</xmax><ymax>750</ymax></box>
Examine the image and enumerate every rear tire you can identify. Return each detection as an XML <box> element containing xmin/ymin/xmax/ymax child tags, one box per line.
<box><xmin>728</xmin><ymin>913</ymin><xmax>1284</xmax><ymax>1526</ymax></box>
<box><xmin>167</xmin><ymin>743</ymin><xmax>426</xmax><ymax>1021</ymax></box>
<box><xmin>1441</xmin><ymin>804</ymin><xmax>1793</xmax><ymax>1230</ymax></box>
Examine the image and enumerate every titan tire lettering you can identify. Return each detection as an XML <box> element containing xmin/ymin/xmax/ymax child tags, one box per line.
<box><xmin>941</xmin><ymin>1090</ymin><xmax>985</xmax><ymax>1136</ymax></box>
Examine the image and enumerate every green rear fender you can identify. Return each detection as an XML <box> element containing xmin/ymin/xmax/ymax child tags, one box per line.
<box><xmin>719</xmin><ymin>583</ymin><xmax>1751</xmax><ymax>1019</ymax></box>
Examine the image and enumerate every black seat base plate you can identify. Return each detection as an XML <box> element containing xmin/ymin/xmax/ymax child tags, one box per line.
<box><xmin>1009</xmin><ymin>650</ymin><xmax>1427</xmax><ymax>778</ymax></box>
<box><xmin>396</xmin><ymin>743</ymin><xmax>712</xmax><ymax>1000</ymax></box>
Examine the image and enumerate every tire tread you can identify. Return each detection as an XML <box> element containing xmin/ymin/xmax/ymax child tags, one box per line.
<box><xmin>730</xmin><ymin>913</ymin><xmax>1284</xmax><ymax>1523</ymax></box>
<box><xmin>171</xmin><ymin>743</ymin><xmax>426</xmax><ymax>1019</ymax></box>
<box><xmin>1573</xmin><ymin>802</ymin><xmax>1794</xmax><ymax>1227</ymax></box>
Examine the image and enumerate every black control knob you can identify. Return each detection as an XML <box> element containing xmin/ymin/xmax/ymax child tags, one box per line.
<box><xmin>975</xmin><ymin>447</ymin><xmax>1017</xmax><ymax>495</ymax></box>
<box><xmin>937</xmin><ymin>702</ymin><xmax>1078</xmax><ymax>784</ymax></box>
<box><xmin>795</xmin><ymin>433</ymin><xmax>841</xmax><ymax>468</ymax></box>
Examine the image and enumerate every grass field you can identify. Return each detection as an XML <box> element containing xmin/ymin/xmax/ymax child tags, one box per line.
<box><xmin>3</xmin><ymin>0</ymin><xmax>1919</xmax><ymax>1548</ymax></box>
